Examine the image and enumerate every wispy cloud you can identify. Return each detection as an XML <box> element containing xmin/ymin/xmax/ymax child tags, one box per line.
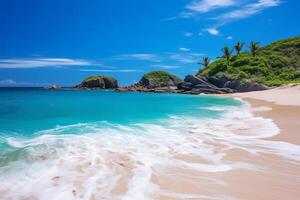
<box><xmin>153</xmin><ymin>64</ymin><xmax>181</xmax><ymax>69</ymax></box>
<box><xmin>179</xmin><ymin>47</ymin><xmax>191</xmax><ymax>52</ymax></box>
<box><xmin>186</xmin><ymin>0</ymin><xmax>236</xmax><ymax>13</ymax></box>
<box><xmin>227</xmin><ymin>36</ymin><xmax>233</xmax><ymax>40</ymax></box>
<box><xmin>215</xmin><ymin>0</ymin><xmax>281</xmax><ymax>24</ymax></box>
<box><xmin>112</xmin><ymin>51</ymin><xmax>204</xmax><ymax>66</ymax></box>
<box><xmin>181</xmin><ymin>0</ymin><xmax>282</xmax><ymax>36</ymax></box>
<box><xmin>0</xmin><ymin>79</ymin><xmax>50</xmax><ymax>87</ymax></box>
<box><xmin>0</xmin><ymin>58</ymin><xmax>92</xmax><ymax>69</ymax></box>
<box><xmin>80</xmin><ymin>69</ymin><xmax>142</xmax><ymax>73</ymax></box>
<box><xmin>169</xmin><ymin>53</ymin><xmax>199</xmax><ymax>64</ymax></box>
<box><xmin>113</xmin><ymin>54</ymin><xmax>161</xmax><ymax>62</ymax></box>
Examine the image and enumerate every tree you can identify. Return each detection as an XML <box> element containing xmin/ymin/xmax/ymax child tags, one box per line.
<box><xmin>198</xmin><ymin>57</ymin><xmax>211</xmax><ymax>68</ymax></box>
<box><xmin>221</xmin><ymin>46</ymin><xmax>233</xmax><ymax>63</ymax></box>
<box><xmin>249</xmin><ymin>41</ymin><xmax>260</xmax><ymax>57</ymax></box>
<box><xmin>234</xmin><ymin>42</ymin><xmax>244</xmax><ymax>55</ymax></box>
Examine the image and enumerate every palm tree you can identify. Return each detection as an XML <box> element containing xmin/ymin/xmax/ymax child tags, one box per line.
<box><xmin>234</xmin><ymin>42</ymin><xmax>244</xmax><ymax>55</ymax></box>
<box><xmin>249</xmin><ymin>41</ymin><xmax>260</xmax><ymax>57</ymax></box>
<box><xmin>198</xmin><ymin>57</ymin><xmax>211</xmax><ymax>68</ymax></box>
<box><xmin>221</xmin><ymin>46</ymin><xmax>233</xmax><ymax>63</ymax></box>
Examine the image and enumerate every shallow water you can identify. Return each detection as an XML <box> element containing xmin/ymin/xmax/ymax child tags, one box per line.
<box><xmin>0</xmin><ymin>88</ymin><xmax>299</xmax><ymax>200</ymax></box>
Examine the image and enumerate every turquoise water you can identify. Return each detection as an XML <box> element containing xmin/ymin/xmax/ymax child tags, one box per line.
<box><xmin>1</xmin><ymin>88</ymin><xmax>269</xmax><ymax>200</ymax></box>
<box><xmin>0</xmin><ymin>88</ymin><xmax>241</xmax><ymax>136</ymax></box>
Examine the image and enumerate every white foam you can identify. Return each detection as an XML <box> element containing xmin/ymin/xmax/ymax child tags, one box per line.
<box><xmin>0</xmin><ymin>101</ymin><xmax>299</xmax><ymax>200</ymax></box>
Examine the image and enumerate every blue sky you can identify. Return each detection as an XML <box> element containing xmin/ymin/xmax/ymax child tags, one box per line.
<box><xmin>0</xmin><ymin>0</ymin><xmax>299</xmax><ymax>86</ymax></box>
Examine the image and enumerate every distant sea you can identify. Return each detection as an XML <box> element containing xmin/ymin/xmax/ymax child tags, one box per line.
<box><xmin>0</xmin><ymin>88</ymin><xmax>297</xmax><ymax>200</ymax></box>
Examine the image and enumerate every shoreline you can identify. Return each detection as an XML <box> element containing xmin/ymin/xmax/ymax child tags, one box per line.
<box><xmin>228</xmin><ymin>85</ymin><xmax>300</xmax><ymax>144</ymax></box>
<box><xmin>203</xmin><ymin>86</ymin><xmax>300</xmax><ymax>200</ymax></box>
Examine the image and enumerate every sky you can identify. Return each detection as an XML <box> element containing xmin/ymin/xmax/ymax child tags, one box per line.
<box><xmin>0</xmin><ymin>0</ymin><xmax>299</xmax><ymax>87</ymax></box>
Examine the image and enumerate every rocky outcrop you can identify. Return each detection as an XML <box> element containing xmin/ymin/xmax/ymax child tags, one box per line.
<box><xmin>45</xmin><ymin>85</ymin><xmax>61</xmax><ymax>90</ymax></box>
<box><xmin>116</xmin><ymin>71</ymin><xmax>182</xmax><ymax>92</ymax></box>
<box><xmin>177</xmin><ymin>75</ymin><xmax>234</xmax><ymax>94</ymax></box>
<box><xmin>75</xmin><ymin>76</ymin><xmax>118</xmax><ymax>89</ymax></box>
<box><xmin>138</xmin><ymin>71</ymin><xmax>182</xmax><ymax>89</ymax></box>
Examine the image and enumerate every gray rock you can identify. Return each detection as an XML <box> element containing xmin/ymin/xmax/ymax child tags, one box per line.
<box><xmin>179</xmin><ymin>75</ymin><xmax>234</xmax><ymax>94</ymax></box>
<box><xmin>177</xmin><ymin>82</ymin><xmax>193</xmax><ymax>90</ymax></box>
<box><xmin>239</xmin><ymin>82</ymin><xmax>269</xmax><ymax>92</ymax></box>
<box><xmin>224</xmin><ymin>80</ymin><xmax>241</xmax><ymax>90</ymax></box>
<box><xmin>208</xmin><ymin>76</ymin><xmax>230</xmax><ymax>88</ymax></box>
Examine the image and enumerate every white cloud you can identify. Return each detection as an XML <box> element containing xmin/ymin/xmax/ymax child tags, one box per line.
<box><xmin>183</xmin><ymin>32</ymin><xmax>193</xmax><ymax>37</ymax></box>
<box><xmin>114</xmin><ymin>54</ymin><xmax>161</xmax><ymax>62</ymax></box>
<box><xmin>215</xmin><ymin>0</ymin><xmax>281</xmax><ymax>23</ymax></box>
<box><xmin>0</xmin><ymin>58</ymin><xmax>91</xmax><ymax>69</ymax></box>
<box><xmin>205</xmin><ymin>27</ymin><xmax>219</xmax><ymax>35</ymax></box>
<box><xmin>227</xmin><ymin>36</ymin><xmax>233</xmax><ymax>40</ymax></box>
<box><xmin>186</xmin><ymin>0</ymin><xmax>236</xmax><ymax>13</ymax></box>
<box><xmin>179</xmin><ymin>47</ymin><xmax>190</xmax><ymax>52</ymax></box>
<box><xmin>153</xmin><ymin>64</ymin><xmax>181</xmax><ymax>69</ymax></box>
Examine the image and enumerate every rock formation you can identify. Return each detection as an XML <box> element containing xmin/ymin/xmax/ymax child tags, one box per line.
<box><xmin>75</xmin><ymin>76</ymin><xmax>118</xmax><ymax>89</ymax></box>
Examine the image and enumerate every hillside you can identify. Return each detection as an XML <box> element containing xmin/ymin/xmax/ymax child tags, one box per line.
<box><xmin>198</xmin><ymin>36</ymin><xmax>300</xmax><ymax>86</ymax></box>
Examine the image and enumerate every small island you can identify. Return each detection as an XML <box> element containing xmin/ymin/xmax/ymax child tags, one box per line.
<box><xmin>74</xmin><ymin>75</ymin><xmax>118</xmax><ymax>89</ymax></box>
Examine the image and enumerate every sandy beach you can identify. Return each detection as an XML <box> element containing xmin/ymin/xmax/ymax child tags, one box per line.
<box><xmin>232</xmin><ymin>85</ymin><xmax>300</xmax><ymax>144</ymax></box>
<box><xmin>221</xmin><ymin>85</ymin><xmax>300</xmax><ymax>200</ymax></box>
<box><xmin>154</xmin><ymin>85</ymin><xmax>300</xmax><ymax>200</ymax></box>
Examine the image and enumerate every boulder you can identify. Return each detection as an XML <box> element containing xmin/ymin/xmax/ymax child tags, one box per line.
<box><xmin>239</xmin><ymin>82</ymin><xmax>269</xmax><ymax>92</ymax></box>
<box><xmin>179</xmin><ymin>75</ymin><xmax>234</xmax><ymax>94</ymax></box>
<box><xmin>224</xmin><ymin>80</ymin><xmax>268</xmax><ymax>92</ymax></box>
<box><xmin>177</xmin><ymin>82</ymin><xmax>193</xmax><ymax>90</ymax></box>
<box><xmin>208</xmin><ymin>76</ymin><xmax>230</xmax><ymax>88</ymax></box>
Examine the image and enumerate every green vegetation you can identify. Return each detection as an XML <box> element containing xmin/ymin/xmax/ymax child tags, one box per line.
<box><xmin>143</xmin><ymin>71</ymin><xmax>181</xmax><ymax>82</ymax></box>
<box><xmin>84</xmin><ymin>75</ymin><xmax>114</xmax><ymax>82</ymax></box>
<box><xmin>198</xmin><ymin>36</ymin><xmax>300</xmax><ymax>86</ymax></box>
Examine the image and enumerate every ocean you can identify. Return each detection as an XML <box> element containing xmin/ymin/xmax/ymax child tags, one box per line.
<box><xmin>0</xmin><ymin>88</ymin><xmax>298</xmax><ymax>200</ymax></box>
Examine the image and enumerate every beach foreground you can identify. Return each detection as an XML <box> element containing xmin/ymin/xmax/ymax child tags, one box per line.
<box><xmin>0</xmin><ymin>88</ymin><xmax>299</xmax><ymax>200</ymax></box>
